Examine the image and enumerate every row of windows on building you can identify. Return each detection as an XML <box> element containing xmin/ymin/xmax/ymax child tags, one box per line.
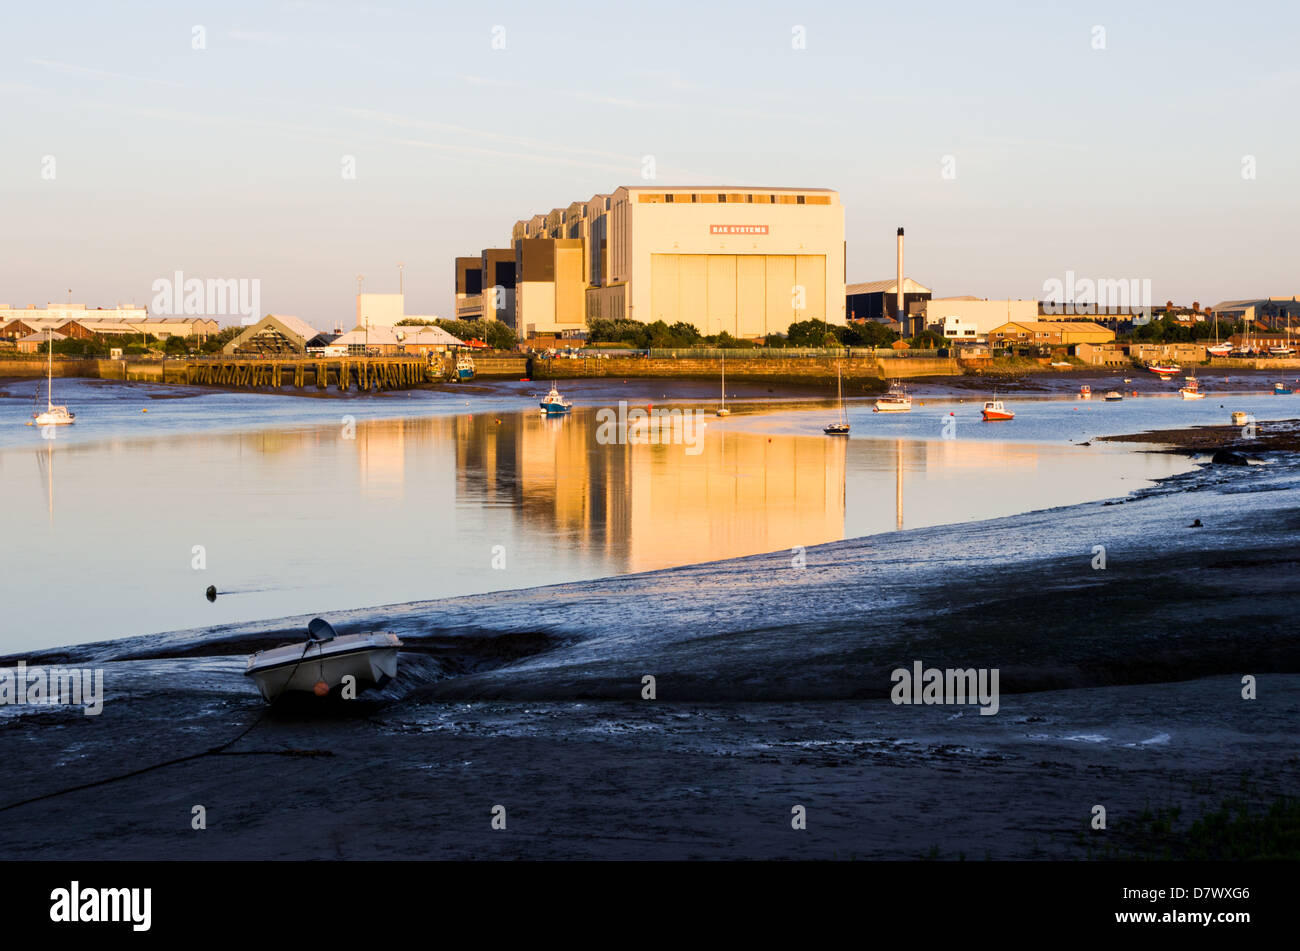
<box><xmin>637</xmin><ymin>193</ymin><xmax>830</xmax><ymax>205</ymax></box>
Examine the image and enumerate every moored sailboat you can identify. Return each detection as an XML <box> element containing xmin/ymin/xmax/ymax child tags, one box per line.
<box><xmin>824</xmin><ymin>362</ymin><xmax>850</xmax><ymax>435</ymax></box>
<box><xmin>716</xmin><ymin>351</ymin><xmax>730</xmax><ymax>417</ymax></box>
<box><xmin>32</xmin><ymin>328</ymin><xmax>75</xmax><ymax>427</ymax></box>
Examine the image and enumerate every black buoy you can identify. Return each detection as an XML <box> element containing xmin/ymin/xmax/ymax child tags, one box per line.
<box><xmin>1190</xmin><ymin>519</ymin><xmax>1203</xmax><ymax>528</ymax></box>
<box><xmin>205</xmin><ymin>585</ymin><xmax>217</xmax><ymax>602</ymax></box>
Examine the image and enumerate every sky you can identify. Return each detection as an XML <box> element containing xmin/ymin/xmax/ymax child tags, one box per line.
<box><xmin>1</xmin><ymin>0</ymin><xmax>1297</xmax><ymax>329</ymax></box>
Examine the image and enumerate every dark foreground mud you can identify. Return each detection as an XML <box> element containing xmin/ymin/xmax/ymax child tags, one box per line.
<box><xmin>2</xmin><ymin>450</ymin><xmax>1297</xmax><ymax>859</ymax></box>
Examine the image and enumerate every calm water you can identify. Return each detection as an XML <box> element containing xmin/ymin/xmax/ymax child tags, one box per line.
<box><xmin>2</xmin><ymin>378</ymin><xmax>1293</xmax><ymax>650</ymax></box>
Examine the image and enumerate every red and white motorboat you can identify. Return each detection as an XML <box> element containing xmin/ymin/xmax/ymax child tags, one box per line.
<box><xmin>1179</xmin><ymin>377</ymin><xmax>1206</xmax><ymax>400</ymax></box>
<box><xmin>1079</xmin><ymin>385</ymin><xmax>1091</xmax><ymax>399</ymax></box>
<box><xmin>1146</xmin><ymin>362</ymin><xmax>1180</xmax><ymax>378</ymax></box>
<box><xmin>981</xmin><ymin>399</ymin><xmax>1014</xmax><ymax>421</ymax></box>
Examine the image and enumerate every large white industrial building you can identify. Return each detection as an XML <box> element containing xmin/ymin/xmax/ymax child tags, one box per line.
<box><xmin>457</xmin><ymin>185</ymin><xmax>846</xmax><ymax>339</ymax></box>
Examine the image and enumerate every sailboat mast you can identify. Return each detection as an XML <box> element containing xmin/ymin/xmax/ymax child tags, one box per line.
<box><xmin>837</xmin><ymin>363</ymin><xmax>844</xmax><ymax>423</ymax></box>
<box><xmin>47</xmin><ymin>327</ymin><xmax>54</xmax><ymax>410</ymax></box>
<box><xmin>720</xmin><ymin>352</ymin><xmax>725</xmax><ymax>408</ymax></box>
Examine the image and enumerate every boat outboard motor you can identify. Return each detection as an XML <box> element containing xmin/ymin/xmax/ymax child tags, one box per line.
<box><xmin>306</xmin><ymin>617</ymin><xmax>338</xmax><ymax>644</ymax></box>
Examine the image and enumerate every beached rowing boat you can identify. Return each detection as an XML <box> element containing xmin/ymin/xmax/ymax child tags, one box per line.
<box><xmin>245</xmin><ymin>618</ymin><xmax>401</xmax><ymax>701</ymax></box>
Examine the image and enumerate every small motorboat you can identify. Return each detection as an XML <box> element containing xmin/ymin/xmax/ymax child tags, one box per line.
<box><xmin>874</xmin><ymin>380</ymin><xmax>912</xmax><ymax>413</ymax></box>
<box><xmin>1275</xmin><ymin>381</ymin><xmax>1295</xmax><ymax>395</ymax></box>
<box><xmin>245</xmin><ymin>618</ymin><xmax>401</xmax><ymax>702</ymax></box>
<box><xmin>981</xmin><ymin>399</ymin><xmax>1014</xmax><ymax>421</ymax></box>
<box><xmin>1269</xmin><ymin>346</ymin><xmax>1295</xmax><ymax>357</ymax></box>
<box><xmin>1179</xmin><ymin>378</ymin><xmax>1206</xmax><ymax>400</ymax></box>
<box><xmin>1231</xmin><ymin>411</ymin><xmax>1250</xmax><ymax>426</ymax></box>
<box><xmin>1146</xmin><ymin>362</ymin><xmax>1180</xmax><ymax>378</ymax></box>
<box><xmin>539</xmin><ymin>383</ymin><xmax>572</xmax><ymax>415</ymax></box>
<box><xmin>1079</xmin><ymin>385</ymin><xmax>1091</xmax><ymax>399</ymax></box>
<box><xmin>1103</xmin><ymin>391</ymin><xmax>1124</xmax><ymax>402</ymax></box>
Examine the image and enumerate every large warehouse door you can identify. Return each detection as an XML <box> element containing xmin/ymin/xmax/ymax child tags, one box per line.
<box><xmin>651</xmin><ymin>253</ymin><xmax>826</xmax><ymax>336</ymax></box>
<box><xmin>795</xmin><ymin>255</ymin><xmax>826</xmax><ymax>325</ymax></box>
<box><xmin>650</xmin><ymin>254</ymin><xmax>679</xmax><ymax>322</ymax></box>
<box><xmin>706</xmin><ymin>255</ymin><xmax>737</xmax><ymax>335</ymax></box>
<box><xmin>678</xmin><ymin>255</ymin><xmax>707</xmax><ymax>330</ymax></box>
<box><xmin>764</xmin><ymin>255</ymin><xmax>796</xmax><ymax>333</ymax></box>
<box><xmin>736</xmin><ymin>256</ymin><xmax>765</xmax><ymax>335</ymax></box>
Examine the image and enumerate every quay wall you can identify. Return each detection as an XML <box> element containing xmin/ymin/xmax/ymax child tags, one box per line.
<box><xmin>530</xmin><ymin>355</ymin><xmax>958</xmax><ymax>383</ymax></box>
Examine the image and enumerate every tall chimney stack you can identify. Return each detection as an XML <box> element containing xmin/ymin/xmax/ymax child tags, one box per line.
<box><xmin>896</xmin><ymin>227</ymin><xmax>905</xmax><ymax>333</ymax></box>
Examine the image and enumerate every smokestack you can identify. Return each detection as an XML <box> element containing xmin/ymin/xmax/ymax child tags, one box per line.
<box><xmin>896</xmin><ymin>227</ymin><xmax>905</xmax><ymax>332</ymax></box>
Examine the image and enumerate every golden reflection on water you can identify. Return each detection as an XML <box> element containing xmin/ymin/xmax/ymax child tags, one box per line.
<box><xmin>451</xmin><ymin>408</ymin><xmax>848</xmax><ymax>573</ymax></box>
<box><xmin>6</xmin><ymin>406</ymin><xmax>1191</xmax><ymax>648</ymax></box>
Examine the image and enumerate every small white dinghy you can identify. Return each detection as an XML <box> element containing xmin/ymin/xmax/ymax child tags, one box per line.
<box><xmin>245</xmin><ymin>618</ymin><xmax>401</xmax><ymax>702</ymax></box>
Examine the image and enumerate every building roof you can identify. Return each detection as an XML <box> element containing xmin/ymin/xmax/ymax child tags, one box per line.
<box><xmin>846</xmin><ymin>278</ymin><xmax>932</xmax><ymax>296</ymax></box>
<box><xmin>19</xmin><ymin>331</ymin><xmax>66</xmax><ymax>342</ymax></box>
<box><xmin>400</xmin><ymin>325</ymin><xmax>464</xmax><ymax>346</ymax></box>
<box><xmin>260</xmin><ymin>314</ymin><xmax>317</xmax><ymax>339</ymax></box>
<box><xmin>332</xmin><ymin>325</ymin><xmax>404</xmax><ymax>347</ymax></box>
<box><xmin>620</xmin><ymin>184</ymin><xmax>838</xmax><ymax>193</ymax></box>
<box><xmin>222</xmin><ymin>314</ymin><xmax>318</xmax><ymax>353</ymax></box>
<box><xmin>992</xmin><ymin>320</ymin><xmax>1112</xmax><ymax>334</ymax></box>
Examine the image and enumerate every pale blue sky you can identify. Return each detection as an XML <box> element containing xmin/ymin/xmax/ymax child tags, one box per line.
<box><xmin>1</xmin><ymin>0</ymin><xmax>1297</xmax><ymax>328</ymax></box>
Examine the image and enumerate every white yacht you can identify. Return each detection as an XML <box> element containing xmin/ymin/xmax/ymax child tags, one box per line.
<box><xmin>873</xmin><ymin>380</ymin><xmax>912</xmax><ymax>413</ymax></box>
<box><xmin>32</xmin><ymin>328</ymin><xmax>74</xmax><ymax>427</ymax></box>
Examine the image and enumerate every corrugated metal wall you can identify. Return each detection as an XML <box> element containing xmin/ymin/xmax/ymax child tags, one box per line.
<box><xmin>651</xmin><ymin>253</ymin><xmax>826</xmax><ymax>336</ymax></box>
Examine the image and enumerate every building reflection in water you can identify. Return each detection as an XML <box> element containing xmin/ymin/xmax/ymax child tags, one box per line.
<box><xmin>453</xmin><ymin>408</ymin><xmax>847</xmax><ymax>574</ymax></box>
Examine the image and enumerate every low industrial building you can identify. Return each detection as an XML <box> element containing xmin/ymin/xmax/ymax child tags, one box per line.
<box><xmin>1074</xmin><ymin>343</ymin><xmax>1131</xmax><ymax>366</ymax></box>
<box><xmin>0</xmin><ymin>303</ymin><xmax>148</xmax><ymax>327</ymax></box>
<box><xmin>400</xmin><ymin>326</ymin><xmax>464</xmax><ymax>355</ymax></box>
<box><xmin>17</xmin><ymin>330</ymin><xmax>66</xmax><ymax>353</ymax></box>
<box><xmin>1211</xmin><ymin>297</ymin><xmax>1300</xmax><ymax>328</ymax></box>
<box><xmin>0</xmin><ymin>307</ymin><xmax>217</xmax><ymax>341</ymax></box>
<box><xmin>1130</xmin><ymin>342</ymin><xmax>1207</xmax><ymax>363</ymax></box>
<box><xmin>1225</xmin><ymin>333</ymin><xmax>1297</xmax><ymax>351</ymax></box>
<box><xmin>846</xmin><ymin>278</ymin><xmax>931</xmax><ymax>328</ymax></box>
<box><xmin>988</xmin><ymin>320</ymin><xmax>1115</xmax><ymax>348</ymax></box>
<box><xmin>329</xmin><ymin>325</ymin><xmax>404</xmax><ymax>355</ymax></box>
<box><xmin>922</xmin><ymin>298</ymin><xmax>1039</xmax><ymax>341</ymax></box>
<box><xmin>457</xmin><ymin>185</ymin><xmax>846</xmax><ymax>340</ymax></box>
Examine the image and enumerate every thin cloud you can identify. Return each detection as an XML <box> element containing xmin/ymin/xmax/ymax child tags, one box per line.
<box><xmin>27</xmin><ymin>58</ymin><xmax>186</xmax><ymax>89</ymax></box>
<box><xmin>337</xmin><ymin>107</ymin><xmax>639</xmax><ymax>163</ymax></box>
<box><xmin>228</xmin><ymin>30</ymin><xmax>277</xmax><ymax>45</ymax></box>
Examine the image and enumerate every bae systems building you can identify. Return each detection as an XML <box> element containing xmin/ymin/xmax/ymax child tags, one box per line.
<box><xmin>455</xmin><ymin>185</ymin><xmax>846</xmax><ymax>339</ymax></box>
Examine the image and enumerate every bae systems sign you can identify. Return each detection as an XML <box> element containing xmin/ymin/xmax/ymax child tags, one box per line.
<box><xmin>710</xmin><ymin>224</ymin><xmax>769</xmax><ymax>234</ymax></box>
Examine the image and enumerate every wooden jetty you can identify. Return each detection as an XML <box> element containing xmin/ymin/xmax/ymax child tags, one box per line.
<box><xmin>183</xmin><ymin>357</ymin><xmax>435</xmax><ymax>392</ymax></box>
